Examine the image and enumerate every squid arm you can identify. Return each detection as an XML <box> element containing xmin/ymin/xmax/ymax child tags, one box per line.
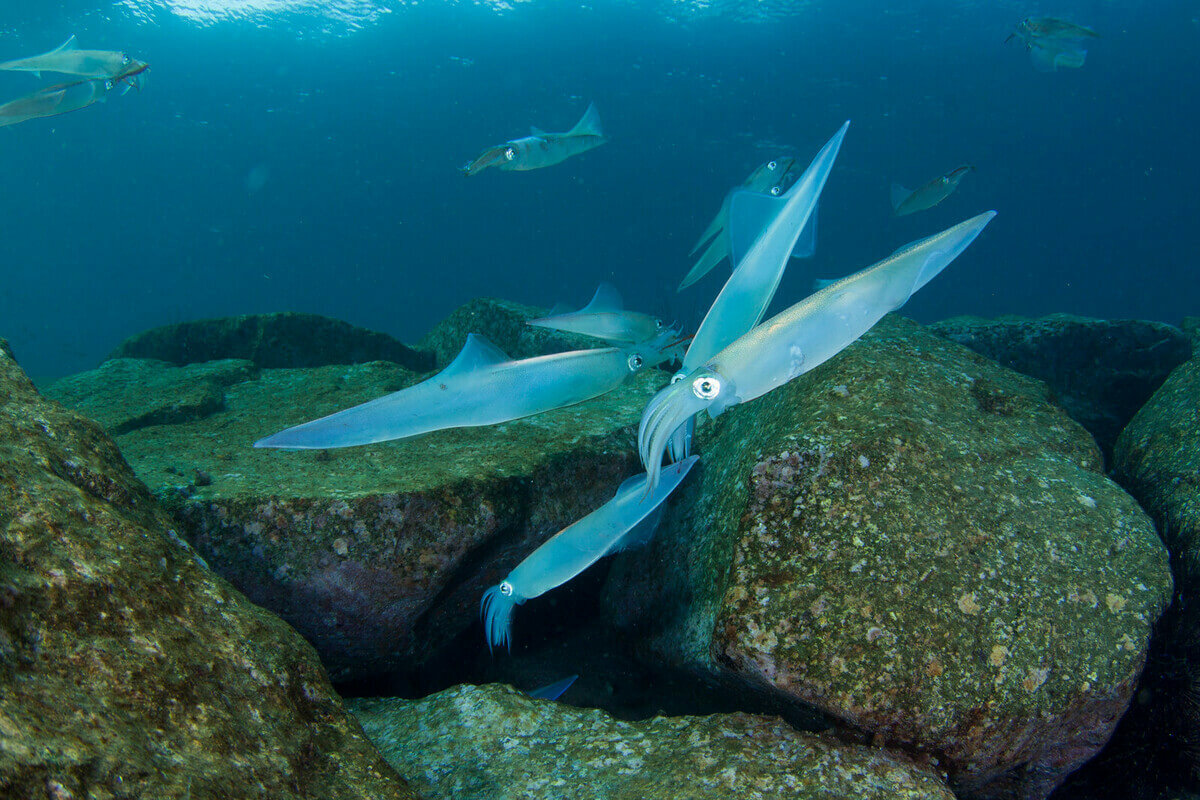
<box><xmin>640</xmin><ymin>211</ymin><xmax>996</xmax><ymax>492</ymax></box>
<box><xmin>460</xmin><ymin>145</ymin><xmax>514</xmax><ymax>176</ymax></box>
<box><xmin>254</xmin><ymin>333</ymin><xmax>669</xmax><ymax>450</ymax></box>
<box><xmin>480</xmin><ymin>455</ymin><xmax>699</xmax><ymax>650</ymax></box>
<box><xmin>528</xmin><ymin>282</ymin><xmax>664</xmax><ymax>344</ymax></box>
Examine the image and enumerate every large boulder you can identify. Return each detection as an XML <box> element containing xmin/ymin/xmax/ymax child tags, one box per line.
<box><xmin>110</xmin><ymin>312</ymin><xmax>434</xmax><ymax>372</ymax></box>
<box><xmin>929</xmin><ymin>314</ymin><xmax>1191</xmax><ymax>456</ymax></box>
<box><xmin>0</xmin><ymin>339</ymin><xmax>416</xmax><ymax>799</ymax></box>
<box><xmin>605</xmin><ymin>316</ymin><xmax>1172</xmax><ymax>800</ymax></box>
<box><xmin>52</xmin><ymin>352</ymin><xmax>662</xmax><ymax>683</ymax></box>
<box><xmin>351</xmin><ymin>683</ymin><xmax>957</xmax><ymax>800</ymax></box>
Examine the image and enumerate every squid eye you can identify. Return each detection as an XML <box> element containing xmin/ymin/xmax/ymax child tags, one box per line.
<box><xmin>499</xmin><ymin>581</ymin><xmax>514</xmax><ymax>597</ymax></box>
<box><xmin>627</xmin><ymin>353</ymin><xmax>644</xmax><ymax>371</ymax></box>
<box><xmin>692</xmin><ymin>376</ymin><xmax>721</xmax><ymax>399</ymax></box>
<box><xmin>122</xmin><ymin>54</ymin><xmax>130</xmax><ymax>64</ymax></box>
<box><xmin>104</xmin><ymin>80</ymin><xmax>113</xmax><ymax>90</ymax></box>
<box><xmin>770</xmin><ymin>186</ymin><xmax>782</xmax><ymax>196</ymax></box>
<box><xmin>767</xmin><ymin>160</ymin><xmax>777</xmax><ymax>170</ymax></box>
<box><xmin>670</xmin><ymin>372</ymin><xmax>685</xmax><ymax>384</ymax></box>
<box><xmin>655</xmin><ymin>319</ymin><xmax>664</xmax><ymax>330</ymax></box>
<box><xmin>504</xmin><ymin>147</ymin><xmax>516</xmax><ymax>161</ymax></box>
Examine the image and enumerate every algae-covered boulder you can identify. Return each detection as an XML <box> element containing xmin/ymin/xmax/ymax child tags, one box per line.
<box><xmin>65</xmin><ymin>354</ymin><xmax>662</xmax><ymax>683</ymax></box>
<box><xmin>351</xmin><ymin>683</ymin><xmax>957</xmax><ymax>800</ymax></box>
<box><xmin>0</xmin><ymin>339</ymin><xmax>416</xmax><ymax>799</ymax></box>
<box><xmin>110</xmin><ymin>311</ymin><xmax>434</xmax><ymax>371</ymax></box>
<box><xmin>45</xmin><ymin>357</ymin><xmax>256</xmax><ymax>434</ymax></box>
<box><xmin>419</xmin><ymin>297</ymin><xmax>600</xmax><ymax>366</ymax></box>
<box><xmin>929</xmin><ymin>314</ymin><xmax>1191</xmax><ymax>456</ymax></box>
<box><xmin>606</xmin><ymin>316</ymin><xmax>1172</xmax><ymax>800</ymax></box>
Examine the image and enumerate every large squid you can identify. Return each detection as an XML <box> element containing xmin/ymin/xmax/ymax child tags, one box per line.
<box><xmin>678</xmin><ymin>155</ymin><xmax>819</xmax><ymax>291</ymax></box>
<box><xmin>1006</xmin><ymin>17</ymin><xmax>1099</xmax><ymax>72</ymax></box>
<box><xmin>481</xmin><ymin>455</ymin><xmax>698</xmax><ymax>650</ymax></box>
<box><xmin>254</xmin><ymin>329</ymin><xmax>680</xmax><ymax>450</ymax></box>
<box><xmin>640</xmin><ymin>211</ymin><xmax>997</xmax><ymax>492</ymax></box>
<box><xmin>0</xmin><ymin>61</ymin><xmax>148</xmax><ymax>128</ymax></box>
<box><xmin>0</xmin><ymin>35</ymin><xmax>143</xmax><ymax>80</ymax></box>
<box><xmin>461</xmin><ymin>102</ymin><xmax>608</xmax><ymax>176</ymax></box>
<box><xmin>527</xmin><ymin>283</ymin><xmax>664</xmax><ymax>345</ymax></box>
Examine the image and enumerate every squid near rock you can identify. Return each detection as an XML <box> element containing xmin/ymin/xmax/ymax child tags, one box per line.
<box><xmin>255</xmin><ymin>329</ymin><xmax>680</xmax><ymax>450</ymax></box>
<box><xmin>640</xmin><ymin>211</ymin><xmax>997</xmax><ymax>492</ymax></box>
<box><xmin>481</xmin><ymin>456</ymin><xmax>699</xmax><ymax>650</ymax></box>
<box><xmin>527</xmin><ymin>282</ymin><xmax>664</xmax><ymax>345</ymax></box>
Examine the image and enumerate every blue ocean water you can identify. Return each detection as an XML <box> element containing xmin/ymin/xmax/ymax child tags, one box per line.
<box><xmin>1</xmin><ymin>0</ymin><xmax>1197</xmax><ymax>381</ymax></box>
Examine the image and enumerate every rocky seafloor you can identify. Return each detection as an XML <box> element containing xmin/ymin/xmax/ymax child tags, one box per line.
<box><xmin>3</xmin><ymin>303</ymin><xmax>1197</xmax><ymax>800</ymax></box>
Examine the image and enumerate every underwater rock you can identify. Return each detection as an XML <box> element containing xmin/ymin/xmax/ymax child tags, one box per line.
<box><xmin>350</xmin><ymin>683</ymin><xmax>957</xmax><ymax>800</ymax></box>
<box><xmin>605</xmin><ymin>315</ymin><xmax>1172</xmax><ymax>800</ymax></box>
<box><xmin>44</xmin><ymin>357</ymin><xmax>256</xmax><ymax>434</ymax></box>
<box><xmin>110</xmin><ymin>311</ymin><xmax>434</xmax><ymax>371</ymax></box>
<box><xmin>0</xmin><ymin>339</ymin><xmax>416</xmax><ymax>799</ymax></box>
<box><xmin>929</xmin><ymin>313</ymin><xmax>1192</xmax><ymax>457</ymax></box>
<box><xmin>74</xmin><ymin>357</ymin><xmax>658</xmax><ymax>683</ymax></box>
<box><xmin>419</xmin><ymin>296</ymin><xmax>601</xmax><ymax>367</ymax></box>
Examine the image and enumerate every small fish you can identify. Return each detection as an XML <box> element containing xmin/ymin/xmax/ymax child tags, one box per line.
<box><xmin>1006</xmin><ymin>17</ymin><xmax>1099</xmax><ymax>72</ymax></box>
<box><xmin>891</xmin><ymin>165</ymin><xmax>975</xmax><ymax>217</ymax></box>
<box><xmin>0</xmin><ymin>35</ymin><xmax>143</xmax><ymax>80</ymax></box>
<box><xmin>461</xmin><ymin>102</ymin><xmax>608</xmax><ymax>176</ymax></box>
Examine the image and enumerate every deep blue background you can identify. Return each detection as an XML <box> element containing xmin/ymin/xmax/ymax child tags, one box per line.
<box><xmin>2</xmin><ymin>0</ymin><xmax>1197</xmax><ymax>380</ymax></box>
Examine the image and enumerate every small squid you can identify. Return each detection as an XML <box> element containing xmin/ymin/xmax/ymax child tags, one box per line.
<box><xmin>255</xmin><ymin>329</ymin><xmax>679</xmax><ymax>450</ymax></box>
<box><xmin>461</xmin><ymin>102</ymin><xmax>608</xmax><ymax>176</ymax></box>
<box><xmin>891</xmin><ymin>165</ymin><xmax>976</xmax><ymax>217</ymax></box>
<box><xmin>527</xmin><ymin>282</ymin><xmax>664</xmax><ymax>345</ymax></box>
<box><xmin>640</xmin><ymin>211</ymin><xmax>997</xmax><ymax>492</ymax></box>
<box><xmin>481</xmin><ymin>455</ymin><xmax>699</xmax><ymax>650</ymax></box>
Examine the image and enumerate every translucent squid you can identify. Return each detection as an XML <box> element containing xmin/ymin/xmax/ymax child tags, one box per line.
<box><xmin>640</xmin><ymin>211</ymin><xmax>997</xmax><ymax>492</ymax></box>
<box><xmin>678</xmin><ymin>155</ymin><xmax>819</xmax><ymax>291</ymax></box>
<box><xmin>254</xmin><ymin>330</ymin><xmax>679</xmax><ymax>450</ymax></box>
<box><xmin>527</xmin><ymin>282</ymin><xmax>664</xmax><ymax>345</ymax></box>
<box><xmin>0</xmin><ymin>35</ymin><xmax>144</xmax><ymax>80</ymax></box>
<box><xmin>481</xmin><ymin>455</ymin><xmax>699</xmax><ymax>650</ymax></box>
<box><xmin>461</xmin><ymin>102</ymin><xmax>608</xmax><ymax>176</ymax></box>
<box><xmin>891</xmin><ymin>165</ymin><xmax>975</xmax><ymax>216</ymax></box>
<box><xmin>1006</xmin><ymin>17</ymin><xmax>1099</xmax><ymax>72</ymax></box>
<box><xmin>0</xmin><ymin>61</ymin><xmax>148</xmax><ymax>129</ymax></box>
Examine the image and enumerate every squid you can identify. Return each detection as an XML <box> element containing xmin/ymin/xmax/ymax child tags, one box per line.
<box><xmin>0</xmin><ymin>62</ymin><xmax>147</xmax><ymax>128</ymax></box>
<box><xmin>527</xmin><ymin>282</ymin><xmax>664</xmax><ymax>345</ymax></box>
<box><xmin>461</xmin><ymin>102</ymin><xmax>608</xmax><ymax>176</ymax></box>
<box><xmin>481</xmin><ymin>455</ymin><xmax>699</xmax><ymax>650</ymax></box>
<box><xmin>640</xmin><ymin>211</ymin><xmax>997</xmax><ymax>492</ymax></box>
<box><xmin>891</xmin><ymin>165</ymin><xmax>975</xmax><ymax>216</ymax></box>
<box><xmin>678</xmin><ymin>155</ymin><xmax>819</xmax><ymax>291</ymax></box>
<box><xmin>0</xmin><ymin>35</ymin><xmax>144</xmax><ymax>80</ymax></box>
<box><xmin>254</xmin><ymin>329</ymin><xmax>679</xmax><ymax>450</ymax></box>
<box><xmin>1006</xmin><ymin>17</ymin><xmax>1099</xmax><ymax>72</ymax></box>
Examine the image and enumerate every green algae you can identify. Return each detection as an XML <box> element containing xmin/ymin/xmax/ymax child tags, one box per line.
<box><xmin>351</xmin><ymin>683</ymin><xmax>956</xmax><ymax>800</ymax></box>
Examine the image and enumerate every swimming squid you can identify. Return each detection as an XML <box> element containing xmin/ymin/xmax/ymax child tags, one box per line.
<box><xmin>891</xmin><ymin>165</ymin><xmax>975</xmax><ymax>216</ymax></box>
<box><xmin>254</xmin><ymin>329</ymin><xmax>679</xmax><ymax>450</ymax></box>
<box><xmin>640</xmin><ymin>211</ymin><xmax>996</xmax><ymax>493</ymax></box>
<box><xmin>527</xmin><ymin>283</ymin><xmax>663</xmax><ymax>345</ymax></box>
<box><xmin>0</xmin><ymin>63</ymin><xmax>147</xmax><ymax>128</ymax></box>
<box><xmin>679</xmin><ymin>155</ymin><xmax>819</xmax><ymax>291</ymax></box>
<box><xmin>527</xmin><ymin>675</ymin><xmax>579</xmax><ymax>701</ymax></box>
<box><xmin>481</xmin><ymin>455</ymin><xmax>699</xmax><ymax>650</ymax></box>
<box><xmin>461</xmin><ymin>102</ymin><xmax>608</xmax><ymax>176</ymax></box>
<box><xmin>1006</xmin><ymin>17</ymin><xmax>1099</xmax><ymax>72</ymax></box>
<box><xmin>0</xmin><ymin>35</ymin><xmax>145</xmax><ymax>80</ymax></box>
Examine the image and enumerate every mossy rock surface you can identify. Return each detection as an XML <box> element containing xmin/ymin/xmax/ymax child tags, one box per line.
<box><xmin>929</xmin><ymin>313</ymin><xmax>1191</xmax><ymax>456</ymax></box>
<box><xmin>605</xmin><ymin>316</ymin><xmax>1172</xmax><ymax>800</ymax></box>
<box><xmin>0</xmin><ymin>339</ymin><xmax>416</xmax><ymax>800</ymax></box>
<box><xmin>110</xmin><ymin>311</ymin><xmax>434</xmax><ymax>371</ymax></box>
<box><xmin>419</xmin><ymin>297</ymin><xmax>600</xmax><ymax>367</ymax></box>
<box><xmin>350</xmin><ymin>683</ymin><xmax>956</xmax><ymax>800</ymax></box>
<box><xmin>45</xmin><ymin>357</ymin><xmax>256</xmax><ymax>434</ymax></box>
<box><xmin>59</xmin><ymin>350</ymin><xmax>663</xmax><ymax>682</ymax></box>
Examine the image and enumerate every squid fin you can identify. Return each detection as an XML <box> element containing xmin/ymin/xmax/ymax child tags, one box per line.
<box><xmin>442</xmin><ymin>334</ymin><xmax>510</xmax><ymax>375</ymax></box>
<box><xmin>791</xmin><ymin>202</ymin><xmax>818</xmax><ymax>259</ymax></box>
<box><xmin>728</xmin><ymin>189</ymin><xmax>788</xmax><ymax>268</ymax></box>
<box><xmin>890</xmin><ymin>183</ymin><xmax>912</xmax><ymax>212</ymax></box>
<box><xmin>528</xmin><ymin>675</ymin><xmax>578</xmax><ymax>701</ymax></box>
<box><xmin>530</xmin><ymin>125</ymin><xmax>546</xmax><ymax>136</ymax></box>
<box><xmin>567</xmin><ymin>101</ymin><xmax>604</xmax><ymax>138</ymax></box>
<box><xmin>579</xmin><ymin>282</ymin><xmax>624</xmax><ymax>313</ymax></box>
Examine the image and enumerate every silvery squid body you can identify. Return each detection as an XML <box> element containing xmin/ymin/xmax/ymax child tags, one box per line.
<box><xmin>461</xmin><ymin>102</ymin><xmax>608</xmax><ymax>176</ymax></box>
<box><xmin>254</xmin><ymin>330</ymin><xmax>678</xmax><ymax>450</ymax></box>
<box><xmin>481</xmin><ymin>455</ymin><xmax>699</xmax><ymax>650</ymax></box>
<box><xmin>668</xmin><ymin>121</ymin><xmax>849</xmax><ymax>460</ymax></box>
<box><xmin>679</xmin><ymin>155</ymin><xmax>819</xmax><ymax>292</ymax></box>
<box><xmin>0</xmin><ymin>35</ymin><xmax>140</xmax><ymax>79</ymax></box>
<box><xmin>1007</xmin><ymin>17</ymin><xmax>1099</xmax><ymax>72</ymax></box>
<box><xmin>527</xmin><ymin>282</ymin><xmax>664</xmax><ymax>345</ymax></box>
<box><xmin>0</xmin><ymin>65</ymin><xmax>146</xmax><ymax>128</ymax></box>
<box><xmin>891</xmin><ymin>165</ymin><xmax>976</xmax><ymax>216</ymax></box>
<box><xmin>641</xmin><ymin>211</ymin><xmax>997</xmax><ymax>492</ymax></box>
